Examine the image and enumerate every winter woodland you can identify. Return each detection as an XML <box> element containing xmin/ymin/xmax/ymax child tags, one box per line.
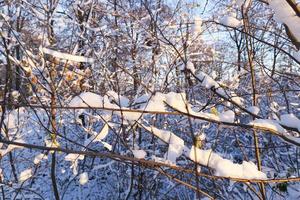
<box><xmin>0</xmin><ymin>0</ymin><xmax>300</xmax><ymax>199</ymax></box>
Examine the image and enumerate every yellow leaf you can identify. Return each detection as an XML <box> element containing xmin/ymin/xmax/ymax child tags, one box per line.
<box><xmin>210</xmin><ymin>107</ymin><xmax>218</xmax><ymax>116</ymax></box>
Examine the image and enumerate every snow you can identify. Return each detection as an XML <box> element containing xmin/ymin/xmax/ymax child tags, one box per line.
<box><xmin>145</xmin><ymin>125</ymin><xmax>266</xmax><ymax>179</ymax></box>
<box><xmin>143</xmin><ymin>92</ymin><xmax>167</xmax><ymax>112</ymax></box>
<box><xmin>249</xmin><ymin>119</ymin><xmax>287</xmax><ymax>134</ymax></box>
<box><xmin>165</xmin><ymin>92</ymin><xmax>190</xmax><ymax>113</ymax></box>
<box><xmin>269</xmin><ymin>0</ymin><xmax>300</xmax><ymax>43</ymax></box>
<box><xmin>19</xmin><ymin>168</ymin><xmax>33</xmax><ymax>182</ymax></box>
<box><xmin>0</xmin><ymin>139</ymin><xmax>25</xmax><ymax>156</ymax></box>
<box><xmin>247</xmin><ymin>106</ymin><xmax>260</xmax><ymax>115</ymax></box>
<box><xmin>280</xmin><ymin>114</ymin><xmax>300</xmax><ymax>131</ymax></box>
<box><xmin>194</xmin><ymin>16</ymin><xmax>202</xmax><ymax>34</ymax></box>
<box><xmin>34</xmin><ymin>153</ymin><xmax>48</xmax><ymax>164</ymax></box>
<box><xmin>94</xmin><ymin>123</ymin><xmax>109</xmax><ymax>141</ymax></box>
<box><xmin>186</xmin><ymin>61</ymin><xmax>196</xmax><ymax>73</ymax></box>
<box><xmin>219</xmin><ymin>110</ymin><xmax>235</xmax><ymax>123</ymax></box>
<box><xmin>220</xmin><ymin>16</ymin><xmax>243</xmax><ymax>27</ymax></box>
<box><xmin>197</xmin><ymin>72</ymin><xmax>219</xmax><ymax>89</ymax></box>
<box><xmin>166</xmin><ymin>132</ymin><xmax>185</xmax><ymax>163</ymax></box>
<box><xmin>293</xmin><ymin>51</ymin><xmax>300</xmax><ymax>62</ymax></box>
<box><xmin>185</xmin><ymin>146</ymin><xmax>267</xmax><ymax>179</ymax></box>
<box><xmin>106</xmin><ymin>90</ymin><xmax>129</xmax><ymax>107</ymax></box>
<box><xmin>69</xmin><ymin>92</ymin><xmax>103</xmax><ymax>108</ymax></box>
<box><xmin>42</xmin><ymin>48</ymin><xmax>95</xmax><ymax>63</ymax></box>
<box><xmin>79</xmin><ymin>172</ymin><xmax>89</xmax><ymax>185</ymax></box>
<box><xmin>132</xmin><ymin>149</ymin><xmax>147</xmax><ymax>159</ymax></box>
<box><xmin>101</xmin><ymin>141</ymin><xmax>112</xmax><ymax>151</ymax></box>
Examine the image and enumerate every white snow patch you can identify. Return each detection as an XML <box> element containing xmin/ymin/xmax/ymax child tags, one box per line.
<box><xmin>42</xmin><ymin>48</ymin><xmax>94</xmax><ymax>63</ymax></box>
<box><xmin>79</xmin><ymin>172</ymin><xmax>89</xmax><ymax>185</ymax></box>
<box><xmin>249</xmin><ymin>119</ymin><xmax>287</xmax><ymax>134</ymax></box>
<box><xmin>94</xmin><ymin>123</ymin><xmax>109</xmax><ymax>141</ymax></box>
<box><xmin>269</xmin><ymin>0</ymin><xmax>300</xmax><ymax>43</ymax></box>
<box><xmin>220</xmin><ymin>16</ymin><xmax>243</xmax><ymax>27</ymax></box>
<box><xmin>247</xmin><ymin>106</ymin><xmax>260</xmax><ymax>115</ymax></box>
<box><xmin>219</xmin><ymin>110</ymin><xmax>235</xmax><ymax>123</ymax></box>
<box><xmin>69</xmin><ymin>92</ymin><xmax>103</xmax><ymax>108</ymax></box>
<box><xmin>132</xmin><ymin>149</ymin><xmax>147</xmax><ymax>159</ymax></box>
<box><xmin>194</xmin><ymin>16</ymin><xmax>202</xmax><ymax>34</ymax></box>
<box><xmin>187</xmin><ymin>61</ymin><xmax>196</xmax><ymax>73</ymax></box>
<box><xmin>280</xmin><ymin>114</ymin><xmax>300</xmax><ymax>130</ymax></box>
<box><xmin>186</xmin><ymin>146</ymin><xmax>267</xmax><ymax>179</ymax></box>
<box><xmin>19</xmin><ymin>168</ymin><xmax>33</xmax><ymax>182</ymax></box>
<box><xmin>34</xmin><ymin>153</ymin><xmax>48</xmax><ymax>164</ymax></box>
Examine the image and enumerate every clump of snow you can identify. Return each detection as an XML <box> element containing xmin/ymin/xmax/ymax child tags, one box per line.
<box><xmin>165</xmin><ymin>92</ymin><xmax>190</xmax><ymax>113</ymax></box>
<box><xmin>94</xmin><ymin>123</ymin><xmax>109</xmax><ymax>141</ymax></box>
<box><xmin>101</xmin><ymin>141</ymin><xmax>112</xmax><ymax>151</ymax></box>
<box><xmin>269</xmin><ymin>0</ymin><xmax>300</xmax><ymax>44</ymax></box>
<box><xmin>197</xmin><ymin>72</ymin><xmax>218</xmax><ymax>89</ymax></box>
<box><xmin>194</xmin><ymin>16</ymin><xmax>202</xmax><ymax>34</ymax></box>
<box><xmin>106</xmin><ymin>90</ymin><xmax>129</xmax><ymax>107</ymax></box>
<box><xmin>236</xmin><ymin>0</ymin><xmax>251</xmax><ymax>8</ymax></box>
<box><xmin>65</xmin><ymin>154</ymin><xmax>85</xmax><ymax>175</ymax></box>
<box><xmin>79</xmin><ymin>172</ymin><xmax>89</xmax><ymax>185</ymax></box>
<box><xmin>186</xmin><ymin>61</ymin><xmax>196</xmax><ymax>74</ymax></box>
<box><xmin>145</xmin><ymin>125</ymin><xmax>267</xmax><ymax>179</ymax></box>
<box><xmin>185</xmin><ymin>146</ymin><xmax>267</xmax><ymax>179</ymax></box>
<box><xmin>69</xmin><ymin>92</ymin><xmax>103</xmax><ymax>108</ymax></box>
<box><xmin>293</xmin><ymin>50</ymin><xmax>300</xmax><ymax>62</ymax></box>
<box><xmin>42</xmin><ymin>47</ymin><xmax>94</xmax><ymax>63</ymax></box>
<box><xmin>219</xmin><ymin>110</ymin><xmax>235</xmax><ymax>123</ymax></box>
<box><xmin>143</xmin><ymin>92</ymin><xmax>167</xmax><ymax>112</ymax></box>
<box><xmin>249</xmin><ymin>119</ymin><xmax>287</xmax><ymax>134</ymax></box>
<box><xmin>166</xmin><ymin>132</ymin><xmax>185</xmax><ymax>163</ymax></box>
<box><xmin>247</xmin><ymin>106</ymin><xmax>260</xmax><ymax>115</ymax></box>
<box><xmin>0</xmin><ymin>139</ymin><xmax>25</xmax><ymax>156</ymax></box>
<box><xmin>220</xmin><ymin>16</ymin><xmax>243</xmax><ymax>27</ymax></box>
<box><xmin>132</xmin><ymin>149</ymin><xmax>147</xmax><ymax>159</ymax></box>
<box><xmin>34</xmin><ymin>153</ymin><xmax>48</xmax><ymax>164</ymax></box>
<box><xmin>280</xmin><ymin>114</ymin><xmax>300</xmax><ymax>131</ymax></box>
<box><xmin>19</xmin><ymin>168</ymin><xmax>33</xmax><ymax>182</ymax></box>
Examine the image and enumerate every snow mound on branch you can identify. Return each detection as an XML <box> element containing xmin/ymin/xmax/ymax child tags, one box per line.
<box><xmin>247</xmin><ymin>106</ymin><xmax>260</xmax><ymax>115</ymax></box>
<box><xmin>249</xmin><ymin>119</ymin><xmax>287</xmax><ymax>134</ymax></box>
<box><xmin>280</xmin><ymin>114</ymin><xmax>300</xmax><ymax>131</ymax></box>
<box><xmin>145</xmin><ymin>125</ymin><xmax>266</xmax><ymax>179</ymax></box>
<box><xmin>186</xmin><ymin>146</ymin><xmax>267</xmax><ymax>179</ymax></box>
<box><xmin>219</xmin><ymin>110</ymin><xmax>235</xmax><ymax>123</ymax></box>
<box><xmin>269</xmin><ymin>0</ymin><xmax>300</xmax><ymax>43</ymax></box>
<box><xmin>220</xmin><ymin>16</ymin><xmax>243</xmax><ymax>27</ymax></box>
<box><xmin>69</xmin><ymin>92</ymin><xmax>103</xmax><ymax>108</ymax></box>
<box><xmin>42</xmin><ymin>47</ymin><xmax>94</xmax><ymax>63</ymax></box>
<box><xmin>132</xmin><ymin>150</ymin><xmax>147</xmax><ymax>159</ymax></box>
<box><xmin>106</xmin><ymin>90</ymin><xmax>129</xmax><ymax>107</ymax></box>
<box><xmin>197</xmin><ymin>72</ymin><xmax>219</xmax><ymax>89</ymax></box>
<box><xmin>19</xmin><ymin>168</ymin><xmax>33</xmax><ymax>182</ymax></box>
<box><xmin>79</xmin><ymin>172</ymin><xmax>89</xmax><ymax>185</ymax></box>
